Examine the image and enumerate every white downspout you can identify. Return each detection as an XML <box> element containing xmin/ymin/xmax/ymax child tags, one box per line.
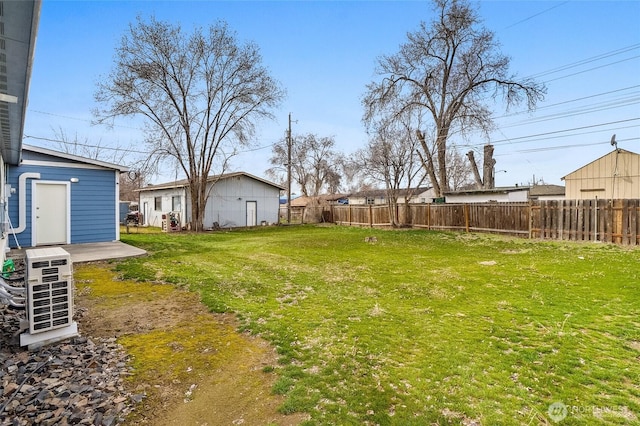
<box><xmin>12</xmin><ymin>172</ymin><xmax>40</xmax><ymax>234</ymax></box>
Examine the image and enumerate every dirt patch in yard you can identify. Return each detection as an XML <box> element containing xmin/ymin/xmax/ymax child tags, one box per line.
<box><xmin>75</xmin><ymin>263</ymin><xmax>307</xmax><ymax>426</ymax></box>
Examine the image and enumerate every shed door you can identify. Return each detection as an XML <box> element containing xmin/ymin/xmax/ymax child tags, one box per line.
<box><xmin>246</xmin><ymin>201</ymin><xmax>257</xmax><ymax>227</ymax></box>
<box><xmin>142</xmin><ymin>202</ymin><xmax>149</xmax><ymax>226</ymax></box>
<box><xmin>35</xmin><ymin>182</ymin><xmax>69</xmax><ymax>246</ymax></box>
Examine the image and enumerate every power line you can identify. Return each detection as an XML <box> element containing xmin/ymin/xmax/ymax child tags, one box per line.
<box><xmin>462</xmin><ymin>124</ymin><xmax>639</xmax><ymax>153</ymax></box>
<box><xmin>527</xmin><ymin>44</ymin><xmax>640</xmax><ymax>80</ymax></box>
<box><xmin>543</xmin><ymin>55</ymin><xmax>640</xmax><ymax>84</ymax></box>
<box><xmin>23</xmin><ymin>135</ymin><xmax>151</xmax><ymax>154</ymax></box>
<box><xmin>29</xmin><ymin>109</ymin><xmax>145</xmax><ymax>131</ymax></box>
<box><xmin>494</xmin><ymin>85</ymin><xmax>640</xmax><ymax>120</ymax></box>
<box><xmin>503</xmin><ymin>1</ymin><xmax>570</xmax><ymax>30</ymax></box>
<box><xmin>499</xmin><ymin>96</ymin><xmax>640</xmax><ymax>129</ymax></box>
<box><xmin>22</xmin><ymin>134</ymin><xmax>277</xmax><ymax>156</ymax></box>
<box><xmin>509</xmin><ymin>137</ymin><xmax>638</xmax><ymax>155</ymax></box>
<box><xmin>464</xmin><ymin>118</ymin><xmax>640</xmax><ymax>148</ymax></box>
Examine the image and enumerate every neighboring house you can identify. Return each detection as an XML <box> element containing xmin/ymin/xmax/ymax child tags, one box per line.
<box><xmin>562</xmin><ymin>149</ymin><xmax>640</xmax><ymax>199</ymax></box>
<box><xmin>285</xmin><ymin>194</ymin><xmax>349</xmax><ymax>223</ymax></box>
<box><xmin>348</xmin><ymin>187</ymin><xmax>435</xmax><ymax>205</ymax></box>
<box><xmin>137</xmin><ymin>172</ymin><xmax>284</xmax><ymax>229</ymax></box>
<box><xmin>444</xmin><ymin>186</ymin><xmax>530</xmax><ymax>203</ymax></box>
<box><xmin>528</xmin><ymin>184</ymin><xmax>566</xmax><ymax>201</ymax></box>
<box><xmin>289</xmin><ymin>194</ymin><xmax>349</xmax><ymax>208</ymax></box>
<box><xmin>444</xmin><ymin>184</ymin><xmax>566</xmax><ymax>203</ymax></box>
<box><xmin>1</xmin><ymin>1</ymin><xmax>41</xmax><ymax>256</ymax></box>
<box><xmin>7</xmin><ymin>145</ymin><xmax>128</xmax><ymax>248</ymax></box>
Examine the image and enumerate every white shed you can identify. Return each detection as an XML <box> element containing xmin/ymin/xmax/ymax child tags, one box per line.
<box><xmin>137</xmin><ymin>172</ymin><xmax>284</xmax><ymax>229</ymax></box>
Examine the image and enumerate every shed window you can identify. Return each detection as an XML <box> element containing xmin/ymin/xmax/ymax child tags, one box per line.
<box><xmin>154</xmin><ymin>196</ymin><xmax>162</xmax><ymax>211</ymax></box>
<box><xmin>366</xmin><ymin>197</ymin><xmax>375</xmax><ymax>205</ymax></box>
<box><xmin>172</xmin><ymin>196</ymin><xmax>181</xmax><ymax>211</ymax></box>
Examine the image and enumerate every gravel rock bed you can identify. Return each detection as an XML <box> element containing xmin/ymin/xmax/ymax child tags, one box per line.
<box><xmin>1</xmin><ymin>297</ymin><xmax>140</xmax><ymax>425</ymax></box>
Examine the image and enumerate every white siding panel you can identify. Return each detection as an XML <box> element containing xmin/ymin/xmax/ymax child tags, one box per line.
<box><xmin>139</xmin><ymin>187</ymin><xmax>185</xmax><ymax>227</ymax></box>
<box><xmin>140</xmin><ymin>174</ymin><xmax>281</xmax><ymax>229</ymax></box>
<box><xmin>445</xmin><ymin>190</ymin><xmax>529</xmax><ymax>203</ymax></box>
<box><xmin>204</xmin><ymin>175</ymin><xmax>280</xmax><ymax>228</ymax></box>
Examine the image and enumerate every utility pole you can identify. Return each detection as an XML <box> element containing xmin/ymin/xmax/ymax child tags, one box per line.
<box><xmin>287</xmin><ymin>113</ymin><xmax>293</xmax><ymax>224</ymax></box>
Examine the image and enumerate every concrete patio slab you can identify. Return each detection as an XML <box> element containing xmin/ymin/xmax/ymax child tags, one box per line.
<box><xmin>9</xmin><ymin>241</ymin><xmax>147</xmax><ymax>263</ymax></box>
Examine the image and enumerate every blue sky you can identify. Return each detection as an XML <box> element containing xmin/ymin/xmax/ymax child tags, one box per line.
<box><xmin>24</xmin><ymin>0</ymin><xmax>640</xmax><ymax>188</ymax></box>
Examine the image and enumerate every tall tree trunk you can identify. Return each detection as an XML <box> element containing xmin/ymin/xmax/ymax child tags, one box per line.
<box><xmin>466</xmin><ymin>151</ymin><xmax>483</xmax><ymax>189</ymax></box>
<box><xmin>416</xmin><ymin>130</ymin><xmax>442</xmax><ymax>197</ymax></box>
<box><xmin>188</xmin><ymin>177</ymin><xmax>208</xmax><ymax>232</ymax></box>
<box><xmin>386</xmin><ymin>196</ymin><xmax>399</xmax><ymax>227</ymax></box>
<box><xmin>482</xmin><ymin>144</ymin><xmax>496</xmax><ymax>189</ymax></box>
<box><xmin>436</xmin><ymin>131</ymin><xmax>450</xmax><ymax>194</ymax></box>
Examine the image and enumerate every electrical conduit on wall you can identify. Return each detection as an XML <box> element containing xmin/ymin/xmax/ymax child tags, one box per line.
<box><xmin>12</xmin><ymin>172</ymin><xmax>40</xmax><ymax>234</ymax></box>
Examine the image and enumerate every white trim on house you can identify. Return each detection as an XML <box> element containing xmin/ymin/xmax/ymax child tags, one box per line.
<box><xmin>31</xmin><ymin>180</ymin><xmax>71</xmax><ymax>247</ymax></box>
<box><xmin>139</xmin><ymin>171</ymin><xmax>284</xmax><ymax>192</ymax></box>
<box><xmin>22</xmin><ymin>145</ymin><xmax>129</xmax><ymax>172</ymax></box>
<box><xmin>20</xmin><ymin>160</ymin><xmax>119</xmax><ymax>171</ymax></box>
<box><xmin>115</xmin><ymin>171</ymin><xmax>120</xmax><ymax>241</ymax></box>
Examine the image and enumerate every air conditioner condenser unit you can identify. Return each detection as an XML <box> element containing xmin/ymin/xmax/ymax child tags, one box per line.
<box><xmin>20</xmin><ymin>247</ymin><xmax>78</xmax><ymax>349</ymax></box>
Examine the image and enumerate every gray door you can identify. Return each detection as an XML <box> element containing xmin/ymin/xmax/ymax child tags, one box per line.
<box><xmin>246</xmin><ymin>201</ymin><xmax>257</xmax><ymax>226</ymax></box>
<box><xmin>35</xmin><ymin>182</ymin><xmax>68</xmax><ymax>245</ymax></box>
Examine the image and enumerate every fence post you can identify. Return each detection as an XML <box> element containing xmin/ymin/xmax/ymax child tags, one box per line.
<box><xmin>631</xmin><ymin>199</ymin><xmax>639</xmax><ymax>246</ymax></box>
<box><xmin>528</xmin><ymin>201</ymin><xmax>533</xmax><ymax>239</ymax></box>
<box><xmin>427</xmin><ymin>204</ymin><xmax>431</xmax><ymax>230</ymax></box>
<box><xmin>603</xmin><ymin>199</ymin><xmax>611</xmax><ymax>243</ymax></box>
<box><xmin>633</xmin><ymin>199</ymin><xmax>639</xmax><ymax>246</ymax></box>
<box><xmin>369</xmin><ymin>204</ymin><xmax>373</xmax><ymax>228</ymax></box>
<box><xmin>464</xmin><ymin>204</ymin><xmax>470</xmax><ymax>233</ymax></box>
<box><xmin>614</xmin><ymin>199</ymin><xmax>623</xmax><ymax>245</ymax></box>
<box><xmin>555</xmin><ymin>200</ymin><xmax>562</xmax><ymax>240</ymax></box>
<box><xmin>593</xmin><ymin>199</ymin><xmax>598</xmax><ymax>242</ymax></box>
<box><xmin>539</xmin><ymin>201</ymin><xmax>546</xmax><ymax>239</ymax></box>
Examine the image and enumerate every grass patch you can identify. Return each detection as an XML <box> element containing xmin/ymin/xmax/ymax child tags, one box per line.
<box><xmin>118</xmin><ymin>225</ymin><xmax>640</xmax><ymax>424</ymax></box>
<box><xmin>75</xmin><ymin>263</ymin><xmax>174</xmax><ymax>305</ymax></box>
<box><xmin>118</xmin><ymin>314</ymin><xmax>250</xmax><ymax>387</ymax></box>
<box><xmin>74</xmin><ymin>263</ymin><xmax>292</xmax><ymax>424</ymax></box>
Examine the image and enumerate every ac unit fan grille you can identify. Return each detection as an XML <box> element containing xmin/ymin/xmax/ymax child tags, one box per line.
<box><xmin>26</xmin><ymin>248</ymin><xmax>74</xmax><ymax>335</ymax></box>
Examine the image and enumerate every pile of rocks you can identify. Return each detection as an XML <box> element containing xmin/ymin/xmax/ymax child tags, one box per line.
<box><xmin>0</xmin><ymin>306</ymin><xmax>142</xmax><ymax>425</ymax></box>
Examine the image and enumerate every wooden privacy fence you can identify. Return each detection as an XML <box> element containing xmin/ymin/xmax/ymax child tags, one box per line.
<box><xmin>328</xmin><ymin>199</ymin><xmax>640</xmax><ymax>246</ymax></box>
<box><xmin>531</xmin><ymin>199</ymin><xmax>639</xmax><ymax>245</ymax></box>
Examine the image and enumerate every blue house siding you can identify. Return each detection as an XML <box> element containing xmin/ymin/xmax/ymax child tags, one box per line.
<box><xmin>70</xmin><ymin>169</ymin><xmax>117</xmax><ymax>244</ymax></box>
<box><xmin>7</xmin><ymin>147</ymin><xmax>123</xmax><ymax>248</ymax></box>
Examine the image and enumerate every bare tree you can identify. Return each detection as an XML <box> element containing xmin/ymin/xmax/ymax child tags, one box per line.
<box><xmin>354</xmin><ymin>119</ymin><xmax>426</xmax><ymax>226</ymax></box>
<box><xmin>266</xmin><ymin>133</ymin><xmax>342</xmax><ymax>197</ymax></box>
<box><xmin>51</xmin><ymin>126</ymin><xmax>129</xmax><ymax>164</ymax></box>
<box><xmin>51</xmin><ymin>127</ymin><xmax>152</xmax><ymax>202</ymax></box>
<box><xmin>119</xmin><ymin>171</ymin><xmax>145</xmax><ymax>203</ymax></box>
<box><xmin>335</xmin><ymin>156</ymin><xmax>365</xmax><ymax>194</ymax></box>
<box><xmin>447</xmin><ymin>147</ymin><xmax>474</xmax><ymax>191</ymax></box>
<box><xmin>95</xmin><ymin>17</ymin><xmax>285</xmax><ymax>231</ymax></box>
<box><xmin>363</xmin><ymin>0</ymin><xmax>545</xmax><ymax>197</ymax></box>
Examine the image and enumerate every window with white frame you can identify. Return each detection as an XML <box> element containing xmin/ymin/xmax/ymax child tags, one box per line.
<box><xmin>172</xmin><ymin>196</ymin><xmax>181</xmax><ymax>212</ymax></box>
